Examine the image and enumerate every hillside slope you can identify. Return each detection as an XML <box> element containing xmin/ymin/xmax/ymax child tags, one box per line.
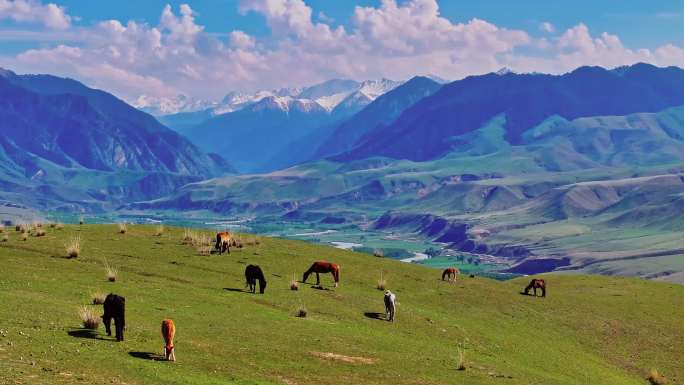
<box><xmin>0</xmin><ymin>225</ymin><xmax>682</xmax><ymax>385</ymax></box>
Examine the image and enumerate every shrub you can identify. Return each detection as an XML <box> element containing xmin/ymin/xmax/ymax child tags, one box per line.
<box><xmin>78</xmin><ymin>306</ymin><xmax>100</xmax><ymax>329</ymax></box>
<box><xmin>296</xmin><ymin>304</ymin><xmax>308</xmax><ymax>318</ymax></box>
<box><xmin>92</xmin><ymin>292</ymin><xmax>106</xmax><ymax>305</ymax></box>
<box><xmin>290</xmin><ymin>274</ymin><xmax>299</xmax><ymax>291</ymax></box>
<box><xmin>104</xmin><ymin>260</ymin><xmax>118</xmax><ymax>282</ymax></box>
<box><xmin>33</xmin><ymin>228</ymin><xmax>46</xmax><ymax>237</ymax></box>
<box><xmin>65</xmin><ymin>236</ymin><xmax>81</xmax><ymax>258</ymax></box>
<box><xmin>376</xmin><ymin>271</ymin><xmax>387</xmax><ymax>291</ymax></box>
<box><xmin>154</xmin><ymin>224</ymin><xmax>164</xmax><ymax>237</ymax></box>
<box><xmin>118</xmin><ymin>223</ymin><xmax>127</xmax><ymax>234</ymax></box>
<box><xmin>648</xmin><ymin>369</ymin><xmax>668</xmax><ymax>385</ymax></box>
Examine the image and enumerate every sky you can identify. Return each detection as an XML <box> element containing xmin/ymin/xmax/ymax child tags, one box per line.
<box><xmin>2</xmin><ymin>0</ymin><xmax>684</xmax><ymax>102</ymax></box>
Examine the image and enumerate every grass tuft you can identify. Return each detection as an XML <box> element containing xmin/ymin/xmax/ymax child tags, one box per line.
<box><xmin>456</xmin><ymin>343</ymin><xmax>466</xmax><ymax>371</ymax></box>
<box><xmin>49</xmin><ymin>223</ymin><xmax>56</xmax><ymax>228</ymax></box>
<box><xmin>154</xmin><ymin>224</ymin><xmax>164</xmax><ymax>237</ymax></box>
<box><xmin>1</xmin><ymin>234</ymin><xmax>7</xmax><ymax>242</ymax></box>
<box><xmin>91</xmin><ymin>292</ymin><xmax>106</xmax><ymax>305</ymax></box>
<box><xmin>65</xmin><ymin>235</ymin><xmax>81</xmax><ymax>258</ymax></box>
<box><xmin>118</xmin><ymin>223</ymin><xmax>128</xmax><ymax>234</ymax></box>
<box><xmin>78</xmin><ymin>306</ymin><xmax>100</xmax><ymax>329</ymax></box>
<box><xmin>648</xmin><ymin>369</ymin><xmax>668</xmax><ymax>385</ymax></box>
<box><xmin>290</xmin><ymin>274</ymin><xmax>299</xmax><ymax>291</ymax></box>
<box><xmin>104</xmin><ymin>260</ymin><xmax>118</xmax><ymax>282</ymax></box>
<box><xmin>376</xmin><ymin>271</ymin><xmax>387</xmax><ymax>290</ymax></box>
<box><xmin>33</xmin><ymin>228</ymin><xmax>46</xmax><ymax>237</ymax></box>
<box><xmin>0</xmin><ymin>223</ymin><xmax>4</xmax><ymax>233</ymax></box>
<box><xmin>55</xmin><ymin>223</ymin><xmax>64</xmax><ymax>230</ymax></box>
<box><xmin>296</xmin><ymin>304</ymin><xmax>307</xmax><ymax>318</ymax></box>
<box><xmin>79</xmin><ymin>216</ymin><xmax>84</xmax><ymax>225</ymax></box>
<box><xmin>21</xmin><ymin>232</ymin><xmax>28</xmax><ymax>241</ymax></box>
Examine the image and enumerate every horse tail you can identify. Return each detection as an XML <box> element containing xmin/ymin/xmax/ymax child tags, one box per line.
<box><xmin>441</xmin><ymin>269</ymin><xmax>447</xmax><ymax>280</ymax></box>
<box><xmin>334</xmin><ymin>266</ymin><xmax>340</xmax><ymax>285</ymax></box>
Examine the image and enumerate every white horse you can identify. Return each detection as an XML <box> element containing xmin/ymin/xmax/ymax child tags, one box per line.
<box><xmin>384</xmin><ymin>290</ymin><xmax>396</xmax><ymax>322</ymax></box>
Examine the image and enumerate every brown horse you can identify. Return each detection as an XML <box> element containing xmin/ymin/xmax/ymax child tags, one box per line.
<box><xmin>524</xmin><ymin>278</ymin><xmax>546</xmax><ymax>297</ymax></box>
<box><xmin>161</xmin><ymin>319</ymin><xmax>176</xmax><ymax>361</ymax></box>
<box><xmin>442</xmin><ymin>267</ymin><xmax>460</xmax><ymax>282</ymax></box>
<box><xmin>303</xmin><ymin>261</ymin><xmax>340</xmax><ymax>287</ymax></box>
<box><xmin>215</xmin><ymin>232</ymin><xmax>232</xmax><ymax>254</ymax></box>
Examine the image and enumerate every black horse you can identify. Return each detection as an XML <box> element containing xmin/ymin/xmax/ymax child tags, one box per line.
<box><xmin>245</xmin><ymin>265</ymin><xmax>267</xmax><ymax>294</ymax></box>
<box><xmin>103</xmin><ymin>294</ymin><xmax>125</xmax><ymax>341</ymax></box>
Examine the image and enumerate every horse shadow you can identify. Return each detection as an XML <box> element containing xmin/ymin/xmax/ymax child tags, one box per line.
<box><xmin>67</xmin><ymin>328</ymin><xmax>104</xmax><ymax>340</ymax></box>
<box><xmin>364</xmin><ymin>312</ymin><xmax>385</xmax><ymax>321</ymax></box>
<box><xmin>223</xmin><ymin>287</ymin><xmax>245</xmax><ymax>293</ymax></box>
<box><xmin>128</xmin><ymin>351</ymin><xmax>160</xmax><ymax>361</ymax></box>
<box><xmin>309</xmin><ymin>285</ymin><xmax>331</xmax><ymax>291</ymax></box>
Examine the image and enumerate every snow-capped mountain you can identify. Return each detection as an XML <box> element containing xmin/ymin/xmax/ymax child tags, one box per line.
<box><xmin>136</xmin><ymin>78</ymin><xmax>402</xmax><ymax>120</ymax></box>
<box><xmin>131</xmin><ymin>94</ymin><xmax>217</xmax><ymax>116</ymax></box>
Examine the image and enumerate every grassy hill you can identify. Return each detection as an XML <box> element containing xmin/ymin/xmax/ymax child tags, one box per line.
<box><xmin>0</xmin><ymin>224</ymin><xmax>682</xmax><ymax>385</ymax></box>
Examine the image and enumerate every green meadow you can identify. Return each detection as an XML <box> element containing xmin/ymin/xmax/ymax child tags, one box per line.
<box><xmin>0</xmin><ymin>224</ymin><xmax>682</xmax><ymax>384</ymax></box>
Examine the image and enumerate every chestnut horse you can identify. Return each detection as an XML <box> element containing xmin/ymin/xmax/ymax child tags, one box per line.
<box><xmin>524</xmin><ymin>278</ymin><xmax>546</xmax><ymax>297</ymax></box>
<box><xmin>215</xmin><ymin>232</ymin><xmax>232</xmax><ymax>254</ymax></box>
<box><xmin>442</xmin><ymin>267</ymin><xmax>460</xmax><ymax>282</ymax></box>
<box><xmin>161</xmin><ymin>319</ymin><xmax>176</xmax><ymax>361</ymax></box>
<box><xmin>302</xmin><ymin>261</ymin><xmax>340</xmax><ymax>287</ymax></box>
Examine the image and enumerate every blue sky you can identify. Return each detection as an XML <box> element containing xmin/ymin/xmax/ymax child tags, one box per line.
<box><xmin>2</xmin><ymin>0</ymin><xmax>684</xmax><ymax>100</ymax></box>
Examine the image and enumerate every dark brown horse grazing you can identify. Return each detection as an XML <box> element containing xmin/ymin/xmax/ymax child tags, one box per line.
<box><xmin>442</xmin><ymin>267</ymin><xmax>460</xmax><ymax>282</ymax></box>
<box><xmin>215</xmin><ymin>232</ymin><xmax>232</xmax><ymax>254</ymax></box>
<box><xmin>102</xmin><ymin>294</ymin><xmax>125</xmax><ymax>341</ymax></box>
<box><xmin>302</xmin><ymin>261</ymin><xmax>340</xmax><ymax>287</ymax></box>
<box><xmin>524</xmin><ymin>278</ymin><xmax>546</xmax><ymax>297</ymax></box>
<box><xmin>245</xmin><ymin>264</ymin><xmax>267</xmax><ymax>294</ymax></box>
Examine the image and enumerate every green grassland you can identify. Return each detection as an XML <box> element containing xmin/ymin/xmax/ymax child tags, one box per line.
<box><xmin>1</xmin><ymin>224</ymin><xmax>683</xmax><ymax>385</ymax></box>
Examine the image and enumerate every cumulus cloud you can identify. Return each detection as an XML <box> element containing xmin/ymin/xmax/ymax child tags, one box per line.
<box><xmin>2</xmin><ymin>0</ymin><xmax>684</xmax><ymax>102</ymax></box>
<box><xmin>0</xmin><ymin>0</ymin><xmax>71</xmax><ymax>29</ymax></box>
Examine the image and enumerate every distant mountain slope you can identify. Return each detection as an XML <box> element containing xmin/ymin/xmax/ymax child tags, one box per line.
<box><xmin>0</xmin><ymin>69</ymin><xmax>232</xmax><ymax>176</ymax></box>
<box><xmin>315</xmin><ymin>76</ymin><xmax>442</xmax><ymax>158</ymax></box>
<box><xmin>338</xmin><ymin>63</ymin><xmax>684</xmax><ymax>162</ymax></box>
<box><xmin>183</xmin><ymin>97</ymin><xmax>331</xmax><ymax>173</ymax></box>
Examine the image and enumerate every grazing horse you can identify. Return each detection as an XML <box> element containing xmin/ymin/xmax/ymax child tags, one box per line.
<box><xmin>384</xmin><ymin>290</ymin><xmax>396</xmax><ymax>322</ymax></box>
<box><xmin>245</xmin><ymin>264</ymin><xmax>267</xmax><ymax>294</ymax></box>
<box><xmin>442</xmin><ymin>267</ymin><xmax>460</xmax><ymax>282</ymax></box>
<box><xmin>161</xmin><ymin>319</ymin><xmax>176</xmax><ymax>361</ymax></box>
<box><xmin>102</xmin><ymin>294</ymin><xmax>125</xmax><ymax>341</ymax></box>
<box><xmin>524</xmin><ymin>278</ymin><xmax>546</xmax><ymax>297</ymax></box>
<box><xmin>215</xmin><ymin>232</ymin><xmax>232</xmax><ymax>254</ymax></box>
<box><xmin>302</xmin><ymin>261</ymin><xmax>340</xmax><ymax>287</ymax></box>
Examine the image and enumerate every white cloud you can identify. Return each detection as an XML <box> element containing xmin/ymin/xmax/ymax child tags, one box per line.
<box><xmin>540</xmin><ymin>21</ymin><xmax>555</xmax><ymax>33</ymax></box>
<box><xmin>2</xmin><ymin>0</ymin><xmax>684</xmax><ymax>102</ymax></box>
<box><xmin>0</xmin><ymin>0</ymin><xmax>71</xmax><ymax>29</ymax></box>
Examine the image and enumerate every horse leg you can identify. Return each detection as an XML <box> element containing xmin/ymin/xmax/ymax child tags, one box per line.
<box><xmin>315</xmin><ymin>272</ymin><xmax>320</xmax><ymax>286</ymax></box>
<box><xmin>103</xmin><ymin>315</ymin><xmax>112</xmax><ymax>336</ymax></box>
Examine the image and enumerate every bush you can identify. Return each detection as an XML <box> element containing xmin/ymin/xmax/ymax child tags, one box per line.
<box><xmin>92</xmin><ymin>292</ymin><xmax>106</xmax><ymax>305</ymax></box>
<box><xmin>296</xmin><ymin>304</ymin><xmax>307</xmax><ymax>318</ymax></box>
<box><xmin>118</xmin><ymin>223</ymin><xmax>127</xmax><ymax>234</ymax></box>
<box><xmin>65</xmin><ymin>236</ymin><xmax>81</xmax><ymax>258</ymax></box>
<box><xmin>78</xmin><ymin>306</ymin><xmax>100</xmax><ymax>329</ymax></box>
<box><xmin>648</xmin><ymin>369</ymin><xmax>668</xmax><ymax>385</ymax></box>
